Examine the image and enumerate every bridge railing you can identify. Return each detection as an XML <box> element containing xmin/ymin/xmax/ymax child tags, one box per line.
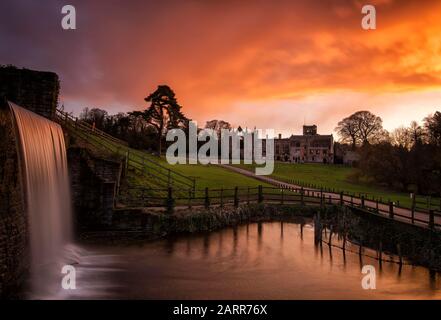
<box><xmin>55</xmin><ymin>108</ymin><xmax>129</xmax><ymax>146</ymax></box>
<box><xmin>259</xmin><ymin>176</ymin><xmax>441</xmax><ymax>212</ymax></box>
<box><xmin>117</xmin><ymin>184</ymin><xmax>441</xmax><ymax>230</ymax></box>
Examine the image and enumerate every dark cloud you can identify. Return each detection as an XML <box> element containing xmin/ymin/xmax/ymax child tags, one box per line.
<box><xmin>1</xmin><ymin>0</ymin><xmax>440</xmax><ymax>132</ymax></box>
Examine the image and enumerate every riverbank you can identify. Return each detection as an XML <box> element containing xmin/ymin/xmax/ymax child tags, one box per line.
<box><xmin>78</xmin><ymin>203</ymin><xmax>326</xmax><ymax>244</ymax></box>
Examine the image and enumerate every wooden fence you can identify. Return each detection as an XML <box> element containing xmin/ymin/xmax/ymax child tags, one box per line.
<box><xmin>117</xmin><ymin>185</ymin><xmax>441</xmax><ymax>230</ymax></box>
<box><xmin>55</xmin><ymin>108</ymin><xmax>196</xmax><ymax>192</ymax></box>
<box><xmin>278</xmin><ymin>178</ymin><xmax>441</xmax><ymax>212</ymax></box>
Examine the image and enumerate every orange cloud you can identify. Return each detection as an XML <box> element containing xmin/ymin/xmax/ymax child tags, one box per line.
<box><xmin>2</xmin><ymin>0</ymin><xmax>441</xmax><ymax>134</ymax></box>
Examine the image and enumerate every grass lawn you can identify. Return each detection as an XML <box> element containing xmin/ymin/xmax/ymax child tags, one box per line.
<box><xmin>234</xmin><ymin>162</ymin><xmax>439</xmax><ymax>210</ymax></box>
<box><xmin>166</xmin><ymin>163</ymin><xmax>269</xmax><ymax>189</ymax></box>
<box><xmin>68</xmin><ymin>124</ymin><xmax>269</xmax><ymax>191</ymax></box>
<box><xmin>65</xmin><ymin>121</ymin><xmax>438</xmax><ymax>210</ymax></box>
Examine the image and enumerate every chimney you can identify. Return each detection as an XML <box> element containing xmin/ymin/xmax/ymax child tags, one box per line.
<box><xmin>278</xmin><ymin>133</ymin><xmax>282</xmax><ymax>139</ymax></box>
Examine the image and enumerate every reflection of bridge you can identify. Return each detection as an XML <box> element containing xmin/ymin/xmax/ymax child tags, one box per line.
<box><xmin>220</xmin><ymin>164</ymin><xmax>441</xmax><ymax>230</ymax></box>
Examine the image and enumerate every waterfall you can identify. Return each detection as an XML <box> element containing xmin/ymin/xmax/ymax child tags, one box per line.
<box><xmin>9</xmin><ymin>102</ymin><xmax>73</xmax><ymax>297</ymax></box>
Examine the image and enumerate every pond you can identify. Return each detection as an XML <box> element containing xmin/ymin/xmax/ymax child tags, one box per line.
<box><xmin>51</xmin><ymin>220</ymin><xmax>441</xmax><ymax>299</ymax></box>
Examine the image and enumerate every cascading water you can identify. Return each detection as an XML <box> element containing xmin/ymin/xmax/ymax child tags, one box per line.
<box><xmin>9</xmin><ymin>102</ymin><xmax>73</xmax><ymax>297</ymax></box>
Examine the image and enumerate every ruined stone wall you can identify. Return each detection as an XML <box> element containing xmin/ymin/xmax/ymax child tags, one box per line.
<box><xmin>0</xmin><ymin>66</ymin><xmax>59</xmax><ymax>119</ymax></box>
<box><xmin>0</xmin><ymin>66</ymin><xmax>60</xmax><ymax>298</ymax></box>
<box><xmin>68</xmin><ymin>146</ymin><xmax>123</xmax><ymax>229</ymax></box>
<box><xmin>0</xmin><ymin>108</ymin><xmax>28</xmax><ymax>298</ymax></box>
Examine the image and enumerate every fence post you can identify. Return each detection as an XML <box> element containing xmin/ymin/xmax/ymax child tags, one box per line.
<box><xmin>167</xmin><ymin>169</ymin><xmax>171</xmax><ymax>187</ymax></box>
<box><xmin>376</xmin><ymin>199</ymin><xmax>379</xmax><ymax>213</ymax></box>
<box><xmin>247</xmin><ymin>187</ymin><xmax>250</xmax><ymax>205</ymax></box>
<box><xmin>204</xmin><ymin>187</ymin><xmax>210</xmax><ymax>209</ymax></box>
<box><xmin>188</xmin><ymin>189</ymin><xmax>192</xmax><ymax>209</ymax></box>
<box><xmin>429</xmin><ymin>210</ymin><xmax>435</xmax><ymax>230</ymax></box>
<box><xmin>340</xmin><ymin>192</ymin><xmax>343</xmax><ymax>206</ymax></box>
<box><xmin>411</xmin><ymin>193</ymin><xmax>415</xmax><ymax>224</ymax></box>
<box><xmin>300</xmin><ymin>187</ymin><xmax>304</xmax><ymax>206</ymax></box>
<box><xmin>234</xmin><ymin>186</ymin><xmax>239</xmax><ymax>208</ymax></box>
<box><xmin>378</xmin><ymin>241</ymin><xmax>383</xmax><ymax>265</ymax></box>
<box><xmin>166</xmin><ymin>187</ymin><xmax>174</xmax><ymax>214</ymax></box>
<box><xmin>397</xmin><ymin>244</ymin><xmax>403</xmax><ymax>266</ymax></box>
<box><xmin>361</xmin><ymin>195</ymin><xmax>365</xmax><ymax>209</ymax></box>
<box><xmin>389</xmin><ymin>202</ymin><xmax>394</xmax><ymax>219</ymax></box>
<box><xmin>258</xmin><ymin>185</ymin><xmax>263</xmax><ymax>203</ymax></box>
<box><xmin>125</xmin><ymin>150</ymin><xmax>129</xmax><ymax>175</ymax></box>
<box><xmin>220</xmin><ymin>188</ymin><xmax>224</xmax><ymax>208</ymax></box>
<box><xmin>281</xmin><ymin>188</ymin><xmax>284</xmax><ymax>204</ymax></box>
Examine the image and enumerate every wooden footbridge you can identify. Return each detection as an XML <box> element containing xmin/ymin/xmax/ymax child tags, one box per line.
<box><xmin>219</xmin><ymin>164</ymin><xmax>441</xmax><ymax>231</ymax></box>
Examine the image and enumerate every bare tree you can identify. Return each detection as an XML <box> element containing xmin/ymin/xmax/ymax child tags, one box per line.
<box><xmin>424</xmin><ymin>111</ymin><xmax>441</xmax><ymax>146</ymax></box>
<box><xmin>79</xmin><ymin>107</ymin><xmax>108</xmax><ymax>129</ymax></box>
<box><xmin>336</xmin><ymin>110</ymin><xmax>384</xmax><ymax>147</ymax></box>
<box><xmin>354</xmin><ymin>111</ymin><xmax>383</xmax><ymax>145</ymax></box>
<box><xmin>335</xmin><ymin>116</ymin><xmax>360</xmax><ymax>149</ymax></box>
<box><xmin>205</xmin><ymin>120</ymin><xmax>232</xmax><ymax>137</ymax></box>
<box><xmin>391</xmin><ymin>127</ymin><xmax>412</xmax><ymax>149</ymax></box>
<box><xmin>409</xmin><ymin>121</ymin><xmax>425</xmax><ymax>146</ymax></box>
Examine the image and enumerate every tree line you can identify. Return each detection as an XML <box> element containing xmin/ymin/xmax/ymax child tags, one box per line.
<box><xmin>78</xmin><ymin>85</ymin><xmax>235</xmax><ymax>155</ymax></box>
<box><xmin>336</xmin><ymin>110</ymin><xmax>441</xmax><ymax>195</ymax></box>
<box><xmin>78</xmin><ymin>84</ymin><xmax>441</xmax><ymax>196</ymax></box>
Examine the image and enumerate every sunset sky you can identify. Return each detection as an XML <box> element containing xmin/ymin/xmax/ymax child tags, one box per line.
<box><xmin>1</xmin><ymin>0</ymin><xmax>441</xmax><ymax>137</ymax></box>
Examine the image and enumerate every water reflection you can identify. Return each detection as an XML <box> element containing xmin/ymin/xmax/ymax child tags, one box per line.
<box><xmin>70</xmin><ymin>221</ymin><xmax>441</xmax><ymax>299</ymax></box>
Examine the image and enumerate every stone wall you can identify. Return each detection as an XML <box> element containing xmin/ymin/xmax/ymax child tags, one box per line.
<box><xmin>68</xmin><ymin>145</ymin><xmax>123</xmax><ymax>229</ymax></box>
<box><xmin>0</xmin><ymin>66</ymin><xmax>59</xmax><ymax>119</ymax></box>
<box><xmin>0</xmin><ymin>66</ymin><xmax>60</xmax><ymax>298</ymax></box>
<box><xmin>325</xmin><ymin>206</ymin><xmax>441</xmax><ymax>271</ymax></box>
<box><xmin>79</xmin><ymin>203</ymin><xmax>321</xmax><ymax>242</ymax></box>
<box><xmin>0</xmin><ymin>107</ymin><xmax>28</xmax><ymax>298</ymax></box>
